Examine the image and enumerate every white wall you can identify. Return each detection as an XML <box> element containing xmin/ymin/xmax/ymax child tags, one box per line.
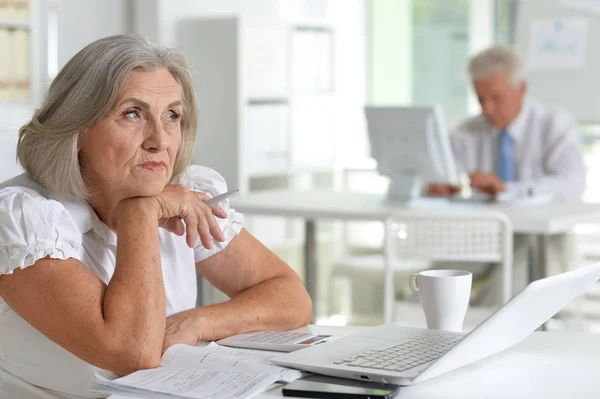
<box><xmin>57</xmin><ymin>0</ymin><xmax>128</xmax><ymax>68</ymax></box>
<box><xmin>133</xmin><ymin>0</ymin><xmax>367</xmax><ymax>166</ymax></box>
<box><xmin>327</xmin><ymin>0</ymin><xmax>368</xmax><ymax>165</ymax></box>
<box><xmin>0</xmin><ymin>105</ymin><xmax>31</xmax><ymax>181</ymax></box>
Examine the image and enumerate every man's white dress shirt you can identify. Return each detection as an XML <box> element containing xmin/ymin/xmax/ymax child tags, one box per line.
<box><xmin>0</xmin><ymin>165</ymin><xmax>244</xmax><ymax>398</ymax></box>
<box><xmin>450</xmin><ymin>98</ymin><xmax>586</xmax><ymax>201</ymax></box>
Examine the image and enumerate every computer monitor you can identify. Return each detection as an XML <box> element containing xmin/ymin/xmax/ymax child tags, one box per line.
<box><xmin>364</xmin><ymin>105</ymin><xmax>459</xmax><ymax>202</ymax></box>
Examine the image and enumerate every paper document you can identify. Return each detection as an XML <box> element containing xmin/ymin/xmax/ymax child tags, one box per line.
<box><xmin>90</xmin><ymin>343</ymin><xmax>304</xmax><ymax>399</ymax></box>
<box><xmin>161</xmin><ymin>343</ymin><xmax>304</xmax><ymax>383</ymax></box>
<box><xmin>93</xmin><ymin>368</ymin><xmax>276</xmax><ymax>399</ymax></box>
<box><xmin>526</xmin><ymin>18</ymin><xmax>588</xmax><ymax>71</ymax></box>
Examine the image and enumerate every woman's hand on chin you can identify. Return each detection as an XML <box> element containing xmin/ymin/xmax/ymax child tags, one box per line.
<box><xmin>118</xmin><ymin>184</ymin><xmax>228</xmax><ymax>249</ymax></box>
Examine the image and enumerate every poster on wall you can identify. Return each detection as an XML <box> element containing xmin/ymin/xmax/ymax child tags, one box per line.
<box><xmin>526</xmin><ymin>18</ymin><xmax>588</xmax><ymax>71</ymax></box>
<box><xmin>561</xmin><ymin>0</ymin><xmax>600</xmax><ymax>14</ymax></box>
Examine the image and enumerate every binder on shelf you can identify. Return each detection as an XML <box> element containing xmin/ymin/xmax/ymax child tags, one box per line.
<box><xmin>0</xmin><ymin>28</ymin><xmax>10</xmax><ymax>102</ymax></box>
<box><xmin>13</xmin><ymin>0</ymin><xmax>28</xmax><ymax>24</ymax></box>
<box><xmin>13</xmin><ymin>28</ymin><xmax>29</xmax><ymax>101</ymax></box>
<box><xmin>5</xmin><ymin>0</ymin><xmax>27</xmax><ymax>24</ymax></box>
<box><xmin>0</xmin><ymin>1</ymin><xmax>9</xmax><ymax>24</ymax></box>
<box><xmin>6</xmin><ymin>27</ymin><xmax>16</xmax><ymax>101</ymax></box>
<box><xmin>4</xmin><ymin>0</ymin><xmax>15</xmax><ymax>23</ymax></box>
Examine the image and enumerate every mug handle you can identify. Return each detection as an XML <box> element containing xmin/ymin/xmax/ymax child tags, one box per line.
<box><xmin>409</xmin><ymin>274</ymin><xmax>420</xmax><ymax>293</ymax></box>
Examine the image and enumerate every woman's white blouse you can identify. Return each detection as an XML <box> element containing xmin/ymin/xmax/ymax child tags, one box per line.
<box><xmin>0</xmin><ymin>165</ymin><xmax>244</xmax><ymax>398</ymax></box>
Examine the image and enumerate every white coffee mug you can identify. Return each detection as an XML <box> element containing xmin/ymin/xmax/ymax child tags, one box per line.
<box><xmin>409</xmin><ymin>270</ymin><xmax>472</xmax><ymax>332</ymax></box>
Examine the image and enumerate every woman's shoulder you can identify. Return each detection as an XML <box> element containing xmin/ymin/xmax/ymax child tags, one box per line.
<box><xmin>0</xmin><ymin>173</ymin><xmax>58</xmax><ymax>212</ymax></box>
<box><xmin>0</xmin><ymin>174</ymin><xmax>82</xmax><ymax>275</ymax></box>
<box><xmin>0</xmin><ymin>173</ymin><xmax>50</xmax><ymax>198</ymax></box>
<box><xmin>0</xmin><ymin>174</ymin><xmax>72</xmax><ymax>220</ymax></box>
<box><xmin>173</xmin><ymin>165</ymin><xmax>229</xmax><ymax>196</ymax></box>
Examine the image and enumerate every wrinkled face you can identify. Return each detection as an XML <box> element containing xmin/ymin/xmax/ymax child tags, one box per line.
<box><xmin>80</xmin><ymin>68</ymin><xmax>183</xmax><ymax>199</ymax></box>
<box><xmin>473</xmin><ymin>72</ymin><xmax>526</xmax><ymax>129</ymax></box>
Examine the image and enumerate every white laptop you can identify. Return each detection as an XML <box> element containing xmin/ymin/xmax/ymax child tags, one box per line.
<box><xmin>273</xmin><ymin>263</ymin><xmax>600</xmax><ymax>385</ymax></box>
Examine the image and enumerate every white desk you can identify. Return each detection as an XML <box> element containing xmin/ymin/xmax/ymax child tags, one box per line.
<box><xmin>230</xmin><ymin>190</ymin><xmax>600</xmax><ymax>318</ymax></box>
<box><xmin>108</xmin><ymin>325</ymin><xmax>600</xmax><ymax>399</ymax></box>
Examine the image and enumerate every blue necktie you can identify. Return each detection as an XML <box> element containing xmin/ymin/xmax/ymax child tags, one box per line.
<box><xmin>497</xmin><ymin>130</ymin><xmax>515</xmax><ymax>182</ymax></box>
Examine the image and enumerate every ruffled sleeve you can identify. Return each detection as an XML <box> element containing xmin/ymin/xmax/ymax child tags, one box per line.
<box><xmin>0</xmin><ymin>187</ymin><xmax>82</xmax><ymax>275</ymax></box>
<box><xmin>176</xmin><ymin>165</ymin><xmax>244</xmax><ymax>262</ymax></box>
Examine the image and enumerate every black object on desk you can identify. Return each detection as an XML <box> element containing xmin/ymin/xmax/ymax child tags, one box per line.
<box><xmin>282</xmin><ymin>375</ymin><xmax>399</xmax><ymax>399</ymax></box>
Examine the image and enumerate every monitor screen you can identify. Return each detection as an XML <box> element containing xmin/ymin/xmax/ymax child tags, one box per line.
<box><xmin>364</xmin><ymin>105</ymin><xmax>459</xmax><ymax>201</ymax></box>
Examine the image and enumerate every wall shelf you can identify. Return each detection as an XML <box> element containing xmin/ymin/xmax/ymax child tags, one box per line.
<box><xmin>178</xmin><ymin>16</ymin><xmax>338</xmax><ymax>247</ymax></box>
<box><xmin>0</xmin><ymin>21</ymin><xmax>29</xmax><ymax>30</ymax></box>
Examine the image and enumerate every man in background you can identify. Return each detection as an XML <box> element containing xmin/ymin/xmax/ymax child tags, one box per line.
<box><xmin>430</xmin><ymin>44</ymin><xmax>586</xmax><ymax>200</ymax></box>
<box><xmin>430</xmin><ymin>45</ymin><xmax>587</xmax><ymax>305</ymax></box>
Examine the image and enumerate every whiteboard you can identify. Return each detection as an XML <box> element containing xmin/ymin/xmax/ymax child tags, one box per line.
<box><xmin>515</xmin><ymin>0</ymin><xmax>600</xmax><ymax>123</ymax></box>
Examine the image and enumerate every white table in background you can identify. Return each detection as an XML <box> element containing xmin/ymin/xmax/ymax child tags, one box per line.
<box><xmin>230</xmin><ymin>190</ymin><xmax>600</xmax><ymax>318</ymax></box>
<box><xmin>108</xmin><ymin>324</ymin><xmax>600</xmax><ymax>399</ymax></box>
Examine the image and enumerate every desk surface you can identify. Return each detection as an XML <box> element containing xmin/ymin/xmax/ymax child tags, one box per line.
<box><xmin>231</xmin><ymin>189</ymin><xmax>600</xmax><ymax>234</ymax></box>
<box><xmin>110</xmin><ymin>325</ymin><xmax>600</xmax><ymax>399</ymax></box>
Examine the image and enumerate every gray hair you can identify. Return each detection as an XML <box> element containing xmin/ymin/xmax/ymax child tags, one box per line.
<box><xmin>468</xmin><ymin>45</ymin><xmax>524</xmax><ymax>86</ymax></box>
<box><xmin>17</xmin><ymin>34</ymin><xmax>198</xmax><ymax>200</ymax></box>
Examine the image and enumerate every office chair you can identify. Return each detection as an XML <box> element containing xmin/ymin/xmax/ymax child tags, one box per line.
<box><xmin>332</xmin><ymin>210</ymin><xmax>514</xmax><ymax>324</ymax></box>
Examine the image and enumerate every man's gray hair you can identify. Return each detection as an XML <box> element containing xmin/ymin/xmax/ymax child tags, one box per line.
<box><xmin>17</xmin><ymin>34</ymin><xmax>198</xmax><ymax>200</ymax></box>
<box><xmin>468</xmin><ymin>45</ymin><xmax>524</xmax><ymax>86</ymax></box>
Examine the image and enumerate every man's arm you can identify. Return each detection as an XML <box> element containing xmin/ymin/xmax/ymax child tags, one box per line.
<box><xmin>515</xmin><ymin>122</ymin><xmax>586</xmax><ymax>202</ymax></box>
<box><xmin>425</xmin><ymin>130</ymin><xmax>468</xmax><ymax>196</ymax></box>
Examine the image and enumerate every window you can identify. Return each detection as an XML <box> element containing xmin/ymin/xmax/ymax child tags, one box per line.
<box><xmin>494</xmin><ymin>0</ymin><xmax>519</xmax><ymax>45</ymax></box>
<box><xmin>368</xmin><ymin>0</ymin><xmax>517</xmax><ymax>126</ymax></box>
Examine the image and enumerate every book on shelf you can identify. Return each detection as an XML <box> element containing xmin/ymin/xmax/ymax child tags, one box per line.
<box><xmin>7</xmin><ymin>0</ymin><xmax>29</xmax><ymax>24</ymax></box>
<box><xmin>0</xmin><ymin>26</ymin><xmax>29</xmax><ymax>102</ymax></box>
<box><xmin>89</xmin><ymin>342</ymin><xmax>305</xmax><ymax>399</ymax></box>
<box><xmin>0</xmin><ymin>27</ymin><xmax>9</xmax><ymax>102</ymax></box>
<box><xmin>12</xmin><ymin>28</ymin><xmax>29</xmax><ymax>101</ymax></box>
<box><xmin>0</xmin><ymin>0</ymin><xmax>28</xmax><ymax>25</ymax></box>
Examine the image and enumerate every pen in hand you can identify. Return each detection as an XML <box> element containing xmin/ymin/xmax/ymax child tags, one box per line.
<box><xmin>205</xmin><ymin>189</ymin><xmax>239</xmax><ymax>207</ymax></box>
<box><xmin>177</xmin><ymin>189</ymin><xmax>239</xmax><ymax>221</ymax></box>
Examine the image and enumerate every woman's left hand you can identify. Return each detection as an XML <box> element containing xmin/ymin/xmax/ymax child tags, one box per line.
<box><xmin>162</xmin><ymin>311</ymin><xmax>206</xmax><ymax>353</ymax></box>
<box><xmin>158</xmin><ymin>189</ymin><xmax>228</xmax><ymax>249</ymax></box>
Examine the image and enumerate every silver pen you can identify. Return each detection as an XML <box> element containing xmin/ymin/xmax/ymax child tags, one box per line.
<box><xmin>205</xmin><ymin>189</ymin><xmax>239</xmax><ymax>207</ymax></box>
<box><xmin>177</xmin><ymin>189</ymin><xmax>239</xmax><ymax>220</ymax></box>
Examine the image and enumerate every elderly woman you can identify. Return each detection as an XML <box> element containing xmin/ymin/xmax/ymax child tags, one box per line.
<box><xmin>0</xmin><ymin>35</ymin><xmax>312</xmax><ymax>398</ymax></box>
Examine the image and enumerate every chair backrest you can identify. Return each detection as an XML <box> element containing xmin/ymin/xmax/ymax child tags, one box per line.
<box><xmin>379</xmin><ymin>209</ymin><xmax>514</xmax><ymax>322</ymax></box>
<box><xmin>385</xmin><ymin>210</ymin><xmax>513</xmax><ymax>264</ymax></box>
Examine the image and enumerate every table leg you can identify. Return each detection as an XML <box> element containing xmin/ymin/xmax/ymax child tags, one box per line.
<box><xmin>383</xmin><ymin>221</ymin><xmax>394</xmax><ymax>324</ymax></box>
<box><xmin>304</xmin><ymin>219</ymin><xmax>318</xmax><ymax>321</ymax></box>
<box><xmin>528</xmin><ymin>234</ymin><xmax>548</xmax><ymax>284</ymax></box>
<box><xmin>528</xmin><ymin>234</ymin><xmax>549</xmax><ymax>331</ymax></box>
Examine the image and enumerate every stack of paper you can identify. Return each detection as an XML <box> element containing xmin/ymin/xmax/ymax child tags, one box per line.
<box><xmin>90</xmin><ymin>343</ymin><xmax>305</xmax><ymax>399</ymax></box>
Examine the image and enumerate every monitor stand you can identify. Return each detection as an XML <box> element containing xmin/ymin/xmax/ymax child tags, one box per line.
<box><xmin>387</xmin><ymin>174</ymin><xmax>452</xmax><ymax>207</ymax></box>
<box><xmin>386</xmin><ymin>173</ymin><xmax>423</xmax><ymax>203</ymax></box>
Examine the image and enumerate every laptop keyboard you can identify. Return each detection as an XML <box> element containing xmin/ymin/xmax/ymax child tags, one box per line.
<box><xmin>333</xmin><ymin>332</ymin><xmax>463</xmax><ymax>373</ymax></box>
